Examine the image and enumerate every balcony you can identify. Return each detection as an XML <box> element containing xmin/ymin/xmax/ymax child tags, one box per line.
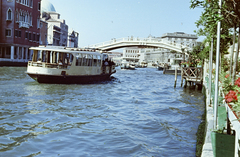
<box><xmin>19</xmin><ymin>21</ymin><xmax>30</xmax><ymax>29</ymax></box>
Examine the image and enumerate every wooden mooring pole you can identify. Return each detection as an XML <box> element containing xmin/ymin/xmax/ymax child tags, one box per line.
<box><xmin>181</xmin><ymin>67</ymin><xmax>183</xmax><ymax>87</ymax></box>
<box><xmin>174</xmin><ymin>67</ymin><xmax>177</xmax><ymax>88</ymax></box>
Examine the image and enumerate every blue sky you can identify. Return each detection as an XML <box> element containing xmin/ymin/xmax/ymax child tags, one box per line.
<box><xmin>49</xmin><ymin>0</ymin><xmax>204</xmax><ymax>48</ymax></box>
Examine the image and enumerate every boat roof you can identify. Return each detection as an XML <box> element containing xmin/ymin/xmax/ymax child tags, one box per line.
<box><xmin>29</xmin><ymin>46</ymin><xmax>102</xmax><ymax>55</ymax></box>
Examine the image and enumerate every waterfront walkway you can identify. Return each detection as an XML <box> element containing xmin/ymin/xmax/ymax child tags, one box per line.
<box><xmin>201</xmin><ymin>79</ymin><xmax>214</xmax><ymax>157</ymax></box>
<box><xmin>201</xmin><ymin>67</ymin><xmax>237</xmax><ymax>156</ymax></box>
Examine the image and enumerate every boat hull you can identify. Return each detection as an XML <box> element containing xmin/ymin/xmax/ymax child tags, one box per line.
<box><xmin>27</xmin><ymin>72</ymin><xmax>115</xmax><ymax>84</ymax></box>
<box><xmin>157</xmin><ymin>66</ymin><xmax>164</xmax><ymax>70</ymax></box>
<box><xmin>163</xmin><ymin>68</ymin><xmax>181</xmax><ymax>75</ymax></box>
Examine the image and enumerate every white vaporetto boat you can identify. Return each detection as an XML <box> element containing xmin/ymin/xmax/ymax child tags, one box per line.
<box><xmin>26</xmin><ymin>46</ymin><xmax>116</xmax><ymax>84</ymax></box>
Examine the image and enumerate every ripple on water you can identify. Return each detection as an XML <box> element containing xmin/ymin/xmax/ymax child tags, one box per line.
<box><xmin>0</xmin><ymin>67</ymin><xmax>205</xmax><ymax>157</ymax></box>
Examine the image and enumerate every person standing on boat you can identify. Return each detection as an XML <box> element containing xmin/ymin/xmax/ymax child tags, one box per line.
<box><xmin>59</xmin><ymin>60</ymin><xmax>63</xmax><ymax>65</ymax></box>
<box><xmin>104</xmin><ymin>59</ymin><xmax>109</xmax><ymax>66</ymax></box>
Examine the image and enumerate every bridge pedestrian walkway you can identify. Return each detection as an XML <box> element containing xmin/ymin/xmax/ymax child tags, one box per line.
<box><xmin>87</xmin><ymin>37</ymin><xmax>192</xmax><ymax>53</ymax></box>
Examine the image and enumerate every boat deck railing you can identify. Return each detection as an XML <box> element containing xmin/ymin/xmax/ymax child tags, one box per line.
<box><xmin>28</xmin><ymin>61</ymin><xmax>69</xmax><ymax>69</ymax></box>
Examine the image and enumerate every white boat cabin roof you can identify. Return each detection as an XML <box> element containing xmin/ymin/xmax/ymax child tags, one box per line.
<box><xmin>29</xmin><ymin>46</ymin><xmax>101</xmax><ymax>56</ymax></box>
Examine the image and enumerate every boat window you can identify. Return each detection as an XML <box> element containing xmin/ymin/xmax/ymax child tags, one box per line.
<box><xmin>58</xmin><ymin>52</ymin><xmax>62</xmax><ymax>63</ymax></box>
<box><xmin>63</xmin><ymin>53</ymin><xmax>72</xmax><ymax>66</ymax></box>
<box><xmin>46</xmin><ymin>51</ymin><xmax>51</xmax><ymax>63</ymax></box>
<box><xmin>97</xmin><ymin>55</ymin><xmax>101</xmax><ymax>67</ymax></box>
<box><xmin>82</xmin><ymin>54</ymin><xmax>88</xmax><ymax>66</ymax></box>
<box><xmin>76</xmin><ymin>54</ymin><xmax>82</xmax><ymax>66</ymax></box>
<box><xmin>93</xmin><ymin>55</ymin><xmax>98</xmax><ymax>66</ymax></box>
<box><xmin>52</xmin><ymin>51</ymin><xmax>58</xmax><ymax>63</ymax></box>
<box><xmin>87</xmin><ymin>54</ymin><xmax>92</xmax><ymax>66</ymax></box>
<box><xmin>103</xmin><ymin>54</ymin><xmax>108</xmax><ymax>61</ymax></box>
<box><xmin>64</xmin><ymin>53</ymin><xmax>69</xmax><ymax>65</ymax></box>
<box><xmin>70</xmin><ymin>54</ymin><xmax>74</xmax><ymax>63</ymax></box>
<box><xmin>32</xmin><ymin>50</ymin><xmax>39</xmax><ymax>62</ymax></box>
<box><xmin>42</xmin><ymin>51</ymin><xmax>46</xmax><ymax>62</ymax></box>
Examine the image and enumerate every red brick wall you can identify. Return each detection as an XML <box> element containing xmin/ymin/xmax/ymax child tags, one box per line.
<box><xmin>0</xmin><ymin>0</ymin><xmax>41</xmax><ymax>47</ymax></box>
<box><xmin>14</xmin><ymin>0</ymin><xmax>41</xmax><ymax>46</ymax></box>
<box><xmin>0</xmin><ymin>0</ymin><xmax>15</xmax><ymax>44</ymax></box>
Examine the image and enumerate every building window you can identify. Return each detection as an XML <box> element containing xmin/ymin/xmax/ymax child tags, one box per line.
<box><xmin>15</xmin><ymin>11</ymin><xmax>19</xmax><ymax>22</ymax></box>
<box><xmin>5</xmin><ymin>29</ymin><xmax>11</xmax><ymax>37</ymax></box>
<box><xmin>30</xmin><ymin>14</ymin><xmax>32</xmax><ymax>26</ymax></box>
<box><xmin>19</xmin><ymin>30</ymin><xmax>22</xmax><ymax>37</ymax></box>
<box><xmin>38</xmin><ymin>2</ymin><xmax>41</xmax><ymax>11</ymax></box>
<box><xmin>25</xmin><ymin>32</ymin><xmax>28</xmax><ymax>39</ymax></box>
<box><xmin>33</xmin><ymin>33</ymin><xmax>36</xmax><ymax>41</ymax></box>
<box><xmin>14</xmin><ymin>30</ymin><xmax>22</xmax><ymax>37</ymax></box>
<box><xmin>37</xmin><ymin>17</ymin><xmax>40</xmax><ymax>28</ymax></box>
<box><xmin>15</xmin><ymin>30</ymin><xmax>18</xmax><ymax>37</ymax></box>
<box><xmin>7</xmin><ymin>9</ymin><xmax>12</xmax><ymax>21</ymax></box>
<box><xmin>29</xmin><ymin>33</ymin><xmax>32</xmax><ymax>40</ymax></box>
<box><xmin>30</xmin><ymin>0</ymin><xmax>33</xmax><ymax>7</ymax></box>
<box><xmin>22</xmin><ymin>12</ymin><xmax>25</xmax><ymax>22</ymax></box>
<box><xmin>19</xmin><ymin>11</ymin><xmax>23</xmax><ymax>21</ymax></box>
<box><xmin>25</xmin><ymin>13</ymin><xmax>28</xmax><ymax>23</ymax></box>
<box><xmin>37</xmin><ymin>34</ymin><xmax>40</xmax><ymax>42</ymax></box>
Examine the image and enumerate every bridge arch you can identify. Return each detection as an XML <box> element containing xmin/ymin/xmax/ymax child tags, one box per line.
<box><xmin>86</xmin><ymin>37</ymin><xmax>193</xmax><ymax>54</ymax></box>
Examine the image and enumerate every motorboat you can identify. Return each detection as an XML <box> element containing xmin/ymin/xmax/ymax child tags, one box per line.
<box><xmin>129</xmin><ymin>64</ymin><xmax>136</xmax><ymax>70</ymax></box>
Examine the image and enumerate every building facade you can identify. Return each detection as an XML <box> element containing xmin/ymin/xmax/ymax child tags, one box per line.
<box><xmin>41</xmin><ymin>11</ymin><xmax>68</xmax><ymax>47</ymax></box>
<box><xmin>39</xmin><ymin>19</ymin><xmax>48</xmax><ymax>45</ymax></box>
<box><xmin>161</xmin><ymin>32</ymin><xmax>198</xmax><ymax>48</ymax></box>
<box><xmin>0</xmin><ymin>0</ymin><xmax>41</xmax><ymax>66</ymax></box>
<box><xmin>41</xmin><ymin>0</ymin><xmax>69</xmax><ymax>47</ymax></box>
<box><xmin>122</xmin><ymin>32</ymin><xmax>198</xmax><ymax>66</ymax></box>
<box><xmin>123</xmin><ymin>47</ymin><xmax>141</xmax><ymax>63</ymax></box>
<box><xmin>68</xmin><ymin>30</ymin><xmax>79</xmax><ymax>48</ymax></box>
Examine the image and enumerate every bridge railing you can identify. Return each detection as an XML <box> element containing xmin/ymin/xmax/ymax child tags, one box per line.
<box><xmin>87</xmin><ymin>37</ymin><xmax>185</xmax><ymax>49</ymax></box>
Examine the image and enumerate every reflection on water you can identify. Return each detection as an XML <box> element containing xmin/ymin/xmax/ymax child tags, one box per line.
<box><xmin>0</xmin><ymin>67</ymin><xmax>205</xmax><ymax>156</ymax></box>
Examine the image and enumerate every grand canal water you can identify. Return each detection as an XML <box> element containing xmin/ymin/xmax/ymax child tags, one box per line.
<box><xmin>0</xmin><ymin>67</ymin><xmax>205</xmax><ymax>157</ymax></box>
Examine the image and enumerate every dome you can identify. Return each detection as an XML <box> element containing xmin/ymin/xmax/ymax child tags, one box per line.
<box><xmin>41</xmin><ymin>0</ymin><xmax>56</xmax><ymax>13</ymax></box>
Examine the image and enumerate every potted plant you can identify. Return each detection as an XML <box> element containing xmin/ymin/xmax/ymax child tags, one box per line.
<box><xmin>211</xmin><ymin>128</ymin><xmax>235</xmax><ymax>157</ymax></box>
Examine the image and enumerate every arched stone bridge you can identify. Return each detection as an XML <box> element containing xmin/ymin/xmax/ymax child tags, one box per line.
<box><xmin>86</xmin><ymin>37</ymin><xmax>193</xmax><ymax>54</ymax></box>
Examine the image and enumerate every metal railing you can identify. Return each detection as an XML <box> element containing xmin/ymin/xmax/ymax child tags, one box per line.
<box><xmin>28</xmin><ymin>61</ymin><xmax>68</xmax><ymax>69</ymax></box>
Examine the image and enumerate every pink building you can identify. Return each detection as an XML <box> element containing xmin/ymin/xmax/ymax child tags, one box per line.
<box><xmin>0</xmin><ymin>0</ymin><xmax>41</xmax><ymax>66</ymax></box>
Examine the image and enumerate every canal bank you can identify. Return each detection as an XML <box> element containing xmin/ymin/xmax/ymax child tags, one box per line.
<box><xmin>199</xmin><ymin>60</ymin><xmax>239</xmax><ymax>157</ymax></box>
<box><xmin>201</xmin><ymin>81</ymin><xmax>214</xmax><ymax>157</ymax></box>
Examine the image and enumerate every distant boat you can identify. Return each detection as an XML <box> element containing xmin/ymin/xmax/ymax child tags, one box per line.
<box><xmin>138</xmin><ymin>61</ymin><xmax>147</xmax><ymax>68</ymax></box>
<box><xmin>26</xmin><ymin>46</ymin><xmax>116</xmax><ymax>84</ymax></box>
<box><xmin>157</xmin><ymin>66</ymin><xmax>164</xmax><ymax>70</ymax></box>
<box><xmin>129</xmin><ymin>64</ymin><xmax>136</xmax><ymax>70</ymax></box>
<box><xmin>157</xmin><ymin>63</ymin><xmax>164</xmax><ymax>71</ymax></box>
<box><xmin>120</xmin><ymin>61</ymin><xmax>135</xmax><ymax>70</ymax></box>
<box><xmin>163</xmin><ymin>64</ymin><xmax>181</xmax><ymax>75</ymax></box>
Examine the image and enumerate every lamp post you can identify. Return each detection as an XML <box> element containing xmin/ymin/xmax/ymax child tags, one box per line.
<box><xmin>208</xmin><ymin>38</ymin><xmax>213</xmax><ymax>107</ymax></box>
<box><xmin>213</xmin><ymin>0</ymin><xmax>222</xmax><ymax>130</ymax></box>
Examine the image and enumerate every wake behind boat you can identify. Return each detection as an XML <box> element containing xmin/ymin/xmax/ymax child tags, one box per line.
<box><xmin>26</xmin><ymin>46</ymin><xmax>116</xmax><ymax>84</ymax></box>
